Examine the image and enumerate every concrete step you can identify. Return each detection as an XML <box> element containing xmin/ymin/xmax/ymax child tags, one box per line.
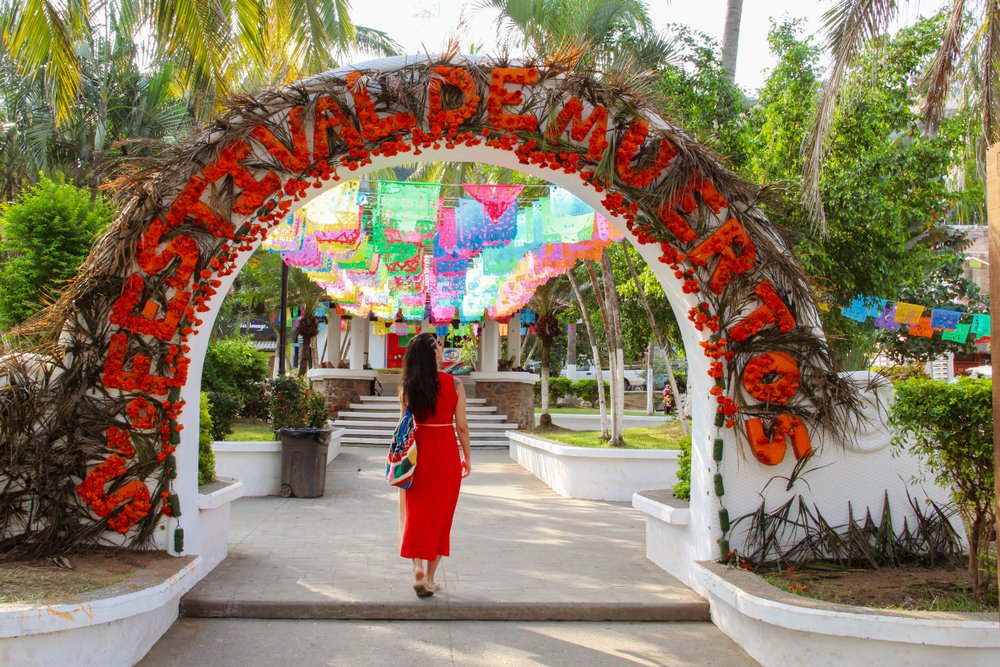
<box><xmin>180</xmin><ymin>598</ymin><xmax>710</xmax><ymax>622</ymax></box>
<box><xmin>333</xmin><ymin>419</ymin><xmax>517</xmax><ymax>433</ymax></box>
<box><xmin>341</xmin><ymin>436</ymin><xmax>511</xmax><ymax>448</ymax></box>
<box><xmin>348</xmin><ymin>403</ymin><xmax>498</xmax><ymax>413</ymax></box>
<box><xmin>337</xmin><ymin>411</ymin><xmax>509</xmax><ymax>421</ymax></box>
<box><xmin>362</xmin><ymin>395</ymin><xmax>487</xmax><ymax>405</ymax></box>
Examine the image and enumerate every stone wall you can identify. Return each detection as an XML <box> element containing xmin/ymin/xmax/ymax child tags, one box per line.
<box><xmin>311</xmin><ymin>377</ymin><xmax>373</xmax><ymax>414</ymax></box>
<box><xmin>475</xmin><ymin>379</ymin><xmax>535</xmax><ymax>430</ymax></box>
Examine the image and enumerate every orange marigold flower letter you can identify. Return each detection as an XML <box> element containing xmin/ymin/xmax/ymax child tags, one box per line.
<box><xmin>728</xmin><ymin>280</ymin><xmax>796</xmax><ymax>342</ymax></box>
<box><xmin>428</xmin><ymin>66</ymin><xmax>480</xmax><ymax>135</ymax></box>
<box><xmin>545</xmin><ymin>96</ymin><xmax>608</xmax><ymax>162</ymax></box>
<box><xmin>312</xmin><ymin>95</ymin><xmax>365</xmax><ymax>157</ymax></box>
<box><xmin>688</xmin><ymin>218</ymin><xmax>756</xmax><ymax>294</ymax></box>
<box><xmin>614</xmin><ymin>119</ymin><xmax>676</xmax><ymax>188</ymax></box>
<box><xmin>745</xmin><ymin>414</ymin><xmax>813</xmax><ymax>466</ymax></box>
<box><xmin>163</xmin><ymin>176</ymin><xmax>236</xmax><ymax>239</ymax></box>
<box><xmin>201</xmin><ymin>140</ymin><xmax>281</xmax><ymax>215</ymax></box>
<box><xmin>76</xmin><ymin>454</ymin><xmax>152</xmax><ymax>534</ymax></box>
<box><xmin>741</xmin><ymin>351</ymin><xmax>800</xmax><ymax>405</ymax></box>
<box><xmin>346</xmin><ymin>72</ymin><xmax>417</xmax><ymax>141</ymax></box>
<box><xmin>487</xmin><ymin>67</ymin><xmax>540</xmax><ymax>133</ymax></box>
<box><xmin>103</xmin><ymin>333</ymin><xmax>188</xmax><ymax>395</ymax></box>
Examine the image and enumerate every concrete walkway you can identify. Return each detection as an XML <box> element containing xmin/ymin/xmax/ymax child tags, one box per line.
<box><xmin>141</xmin><ymin>448</ymin><xmax>758</xmax><ymax>665</ymax></box>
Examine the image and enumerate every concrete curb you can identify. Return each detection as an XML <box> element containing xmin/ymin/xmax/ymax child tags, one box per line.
<box><xmin>180</xmin><ymin>599</ymin><xmax>710</xmax><ymax>622</ymax></box>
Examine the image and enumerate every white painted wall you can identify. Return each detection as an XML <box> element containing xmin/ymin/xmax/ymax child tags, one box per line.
<box><xmin>509</xmin><ymin>432</ymin><xmax>681</xmax><ymax>501</ymax></box>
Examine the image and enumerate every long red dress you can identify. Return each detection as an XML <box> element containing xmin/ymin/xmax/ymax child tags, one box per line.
<box><xmin>400</xmin><ymin>371</ymin><xmax>462</xmax><ymax>560</ymax></box>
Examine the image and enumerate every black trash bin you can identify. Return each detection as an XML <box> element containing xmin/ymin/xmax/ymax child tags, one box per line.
<box><xmin>277</xmin><ymin>428</ymin><xmax>331</xmax><ymax>498</ymax></box>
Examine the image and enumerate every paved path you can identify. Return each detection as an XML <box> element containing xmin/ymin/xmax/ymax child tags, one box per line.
<box><xmin>140</xmin><ymin>619</ymin><xmax>757</xmax><ymax>667</ymax></box>
<box><xmin>181</xmin><ymin>448</ymin><xmax>704</xmax><ymax>617</ymax></box>
<box><xmin>142</xmin><ymin>448</ymin><xmax>758</xmax><ymax>665</ymax></box>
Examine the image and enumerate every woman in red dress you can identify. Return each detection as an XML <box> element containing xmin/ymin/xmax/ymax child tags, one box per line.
<box><xmin>398</xmin><ymin>332</ymin><xmax>471</xmax><ymax>597</ymax></box>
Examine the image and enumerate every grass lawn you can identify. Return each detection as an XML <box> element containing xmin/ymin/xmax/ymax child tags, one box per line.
<box><xmin>531</xmin><ymin>421</ymin><xmax>686</xmax><ymax>449</ymax></box>
<box><xmin>225</xmin><ymin>419</ymin><xmax>276</xmax><ymax>441</ymax></box>
<box><xmin>536</xmin><ymin>407</ymin><xmax>657</xmax><ymax>416</ymax></box>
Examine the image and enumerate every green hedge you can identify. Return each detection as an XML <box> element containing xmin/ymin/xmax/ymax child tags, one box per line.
<box><xmin>199</xmin><ymin>393</ymin><xmax>216</xmax><ymax>486</ymax></box>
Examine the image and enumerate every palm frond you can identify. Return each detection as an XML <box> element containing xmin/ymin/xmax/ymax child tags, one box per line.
<box><xmin>919</xmin><ymin>0</ymin><xmax>967</xmax><ymax>136</ymax></box>
<box><xmin>804</xmin><ymin>0</ymin><xmax>900</xmax><ymax>233</ymax></box>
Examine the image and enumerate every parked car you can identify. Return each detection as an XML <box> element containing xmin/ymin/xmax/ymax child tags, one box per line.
<box><xmin>561</xmin><ymin>363</ymin><xmax>648</xmax><ymax>390</ymax></box>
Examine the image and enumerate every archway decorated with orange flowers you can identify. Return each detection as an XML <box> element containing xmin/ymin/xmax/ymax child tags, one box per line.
<box><xmin>5</xmin><ymin>55</ymin><xmax>889</xmax><ymax>567</ymax></box>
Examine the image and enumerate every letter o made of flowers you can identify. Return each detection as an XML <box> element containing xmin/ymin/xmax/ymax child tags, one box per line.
<box><xmin>741</xmin><ymin>351</ymin><xmax>800</xmax><ymax>405</ymax></box>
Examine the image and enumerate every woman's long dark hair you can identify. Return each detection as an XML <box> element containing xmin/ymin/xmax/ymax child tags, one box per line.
<box><xmin>400</xmin><ymin>332</ymin><xmax>439</xmax><ymax>420</ymax></box>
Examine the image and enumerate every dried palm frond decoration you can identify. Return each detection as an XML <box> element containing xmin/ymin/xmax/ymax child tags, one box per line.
<box><xmin>0</xmin><ymin>54</ymin><xmax>863</xmax><ymax>558</ymax></box>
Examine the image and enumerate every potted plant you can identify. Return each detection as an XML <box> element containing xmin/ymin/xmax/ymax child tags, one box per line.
<box><xmin>268</xmin><ymin>375</ymin><xmax>331</xmax><ymax>498</ymax></box>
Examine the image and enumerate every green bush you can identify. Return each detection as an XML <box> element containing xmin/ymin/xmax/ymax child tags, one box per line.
<box><xmin>198</xmin><ymin>393</ymin><xmax>216</xmax><ymax>486</ymax></box>
<box><xmin>205</xmin><ymin>391</ymin><xmax>240</xmax><ymax>441</ymax></box>
<box><xmin>307</xmin><ymin>389</ymin><xmax>329</xmax><ymax>427</ymax></box>
<box><xmin>0</xmin><ymin>176</ymin><xmax>116</xmax><ymax>327</ymax></box>
<box><xmin>871</xmin><ymin>364</ymin><xmax>929</xmax><ymax>383</ymax></box>
<box><xmin>572</xmin><ymin>379</ymin><xmax>610</xmax><ymax>407</ymax></box>
<box><xmin>672</xmin><ymin>435</ymin><xmax>692</xmax><ymax>501</ymax></box>
<box><xmin>202</xmin><ymin>337</ymin><xmax>269</xmax><ymax>437</ymax></box>
<box><xmin>269</xmin><ymin>375</ymin><xmax>328</xmax><ymax>430</ymax></box>
<box><xmin>889</xmin><ymin>377</ymin><xmax>996</xmax><ymax>603</ymax></box>
<box><xmin>549</xmin><ymin>376</ymin><xmax>574</xmax><ymax>403</ymax></box>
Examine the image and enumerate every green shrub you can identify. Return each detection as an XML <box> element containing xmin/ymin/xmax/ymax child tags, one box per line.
<box><xmin>307</xmin><ymin>389</ymin><xmax>329</xmax><ymax>427</ymax></box>
<box><xmin>889</xmin><ymin>377</ymin><xmax>996</xmax><ymax>603</ymax></box>
<box><xmin>202</xmin><ymin>337</ymin><xmax>269</xmax><ymax>436</ymax></box>
<box><xmin>0</xmin><ymin>176</ymin><xmax>116</xmax><ymax>327</ymax></box>
<box><xmin>672</xmin><ymin>435</ymin><xmax>692</xmax><ymax>501</ymax></box>
<box><xmin>206</xmin><ymin>391</ymin><xmax>240</xmax><ymax>441</ymax></box>
<box><xmin>269</xmin><ymin>375</ymin><xmax>328</xmax><ymax>430</ymax></box>
<box><xmin>872</xmin><ymin>363</ymin><xmax>928</xmax><ymax>383</ymax></box>
<box><xmin>549</xmin><ymin>376</ymin><xmax>574</xmax><ymax>403</ymax></box>
<box><xmin>572</xmin><ymin>379</ymin><xmax>610</xmax><ymax>407</ymax></box>
<box><xmin>198</xmin><ymin>393</ymin><xmax>216</xmax><ymax>486</ymax></box>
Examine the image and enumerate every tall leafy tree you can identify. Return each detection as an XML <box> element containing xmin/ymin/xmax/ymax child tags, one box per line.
<box><xmin>804</xmin><ymin>0</ymin><xmax>998</xmax><ymax>229</ymax></box>
<box><xmin>0</xmin><ymin>0</ymin><xmax>398</xmax><ymax>126</ymax></box>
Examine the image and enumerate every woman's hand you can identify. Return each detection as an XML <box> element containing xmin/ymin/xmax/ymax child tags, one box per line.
<box><xmin>461</xmin><ymin>457</ymin><xmax>471</xmax><ymax>478</ymax></box>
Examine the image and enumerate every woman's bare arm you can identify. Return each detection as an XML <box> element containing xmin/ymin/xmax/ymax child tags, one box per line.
<box><xmin>454</xmin><ymin>378</ymin><xmax>472</xmax><ymax>476</ymax></box>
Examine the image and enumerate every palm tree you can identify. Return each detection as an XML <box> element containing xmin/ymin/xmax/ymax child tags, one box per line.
<box><xmin>804</xmin><ymin>0</ymin><xmax>998</xmax><ymax>230</ymax></box>
<box><xmin>528</xmin><ymin>278</ymin><xmax>568</xmax><ymax>417</ymax></box>
<box><xmin>720</xmin><ymin>0</ymin><xmax>744</xmax><ymax>82</ymax></box>
<box><xmin>479</xmin><ymin>0</ymin><xmax>676</xmax><ymax>72</ymax></box>
<box><xmin>0</xmin><ymin>0</ymin><xmax>398</xmax><ymax>126</ymax></box>
<box><xmin>0</xmin><ymin>10</ymin><xmax>189</xmax><ymax>198</ymax></box>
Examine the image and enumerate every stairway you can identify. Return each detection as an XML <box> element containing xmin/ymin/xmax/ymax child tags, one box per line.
<box><xmin>334</xmin><ymin>395</ymin><xmax>517</xmax><ymax>448</ymax></box>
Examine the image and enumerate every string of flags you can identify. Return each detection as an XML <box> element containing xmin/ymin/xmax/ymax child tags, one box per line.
<box><xmin>840</xmin><ymin>295</ymin><xmax>991</xmax><ymax>343</ymax></box>
<box><xmin>261</xmin><ymin>180</ymin><xmax>622</xmax><ymax>324</ymax></box>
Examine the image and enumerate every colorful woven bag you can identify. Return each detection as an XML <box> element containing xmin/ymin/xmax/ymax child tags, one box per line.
<box><xmin>386</xmin><ymin>409</ymin><xmax>417</xmax><ymax>489</ymax></box>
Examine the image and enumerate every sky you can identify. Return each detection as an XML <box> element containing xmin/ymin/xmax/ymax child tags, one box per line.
<box><xmin>348</xmin><ymin>0</ymin><xmax>951</xmax><ymax>92</ymax></box>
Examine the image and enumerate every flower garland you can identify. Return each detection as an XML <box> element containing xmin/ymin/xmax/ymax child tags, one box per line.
<box><xmin>69</xmin><ymin>60</ymin><xmax>832</xmax><ymax>556</ymax></box>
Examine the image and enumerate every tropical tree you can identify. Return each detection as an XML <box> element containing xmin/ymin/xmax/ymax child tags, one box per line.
<box><xmin>0</xmin><ymin>0</ymin><xmax>398</xmax><ymax>126</ymax></box>
<box><xmin>720</xmin><ymin>0</ymin><xmax>744</xmax><ymax>82</ymax></box>
<box><xmin>480</xmin><ymin>0</ymin><xmax>675</xmax><ymax>73</ymax></box>
<box><xmin>747</xmin><ymin>17</ymin><xmax>980</xmax><ymax>369</ymax></box>
<box><xmin>566</xmin><ymin>266</ymin><xmax>609</xmax><ymax>438</ymax></box>
<box><xmin>0</xmin><ymin>10</ymin><xmax>189</xmax><ymax>198</ymax></box>
<box><xmin>529</xmin><ymin>277</ymin><xmax>568</xmax><ymax>417</ymax></box>
<box><xmin>804</xmin><ymin>0</ymin><xmax>998</xmax><ymax>228</ymax></box>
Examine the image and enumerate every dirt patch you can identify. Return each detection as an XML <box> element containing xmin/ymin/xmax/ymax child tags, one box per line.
<box><xmin>0</xmin><ymin>550</ymin><xmax>188</xmax><ymax>605</ymax></box>
<box><xmin>763</xmin><ymin>566</ymin><xmax>998</xmax><ymax>612</ymax></box>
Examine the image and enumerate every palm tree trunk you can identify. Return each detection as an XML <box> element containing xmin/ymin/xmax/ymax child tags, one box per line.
<box><xmin>600</xmin><ymin>250</ymin><xmax>625</xmax><ymax>446</ymax></box>
<box><xmin>586</xmin><ymin>259</ymin><xmax>620</xmax><ymax>444</ymax></box>
<box><xmin>540</xmin><ymin>340</ymin><xmax>551</xmax><ymax>413</ymax></box>
<box><xmin>620</xmin><ymin>242</ymin><xmax>688</xmax><ymax>435</ymax></box>
<box><xmin>721</xmin><ymin>0</ymin><xmax>744</xmax><ymax>83</ymax></box>
<box><xmin>567</xmin><ymin>269</ymin><xmax>609</xmax><ymax>438</ymax></box>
